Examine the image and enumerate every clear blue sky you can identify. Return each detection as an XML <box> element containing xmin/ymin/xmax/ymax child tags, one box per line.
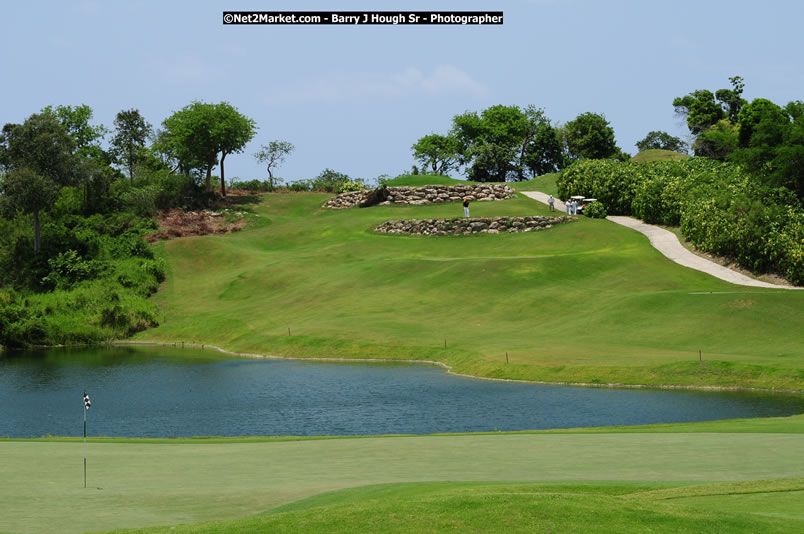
<box><xmin>2</xmin><ymin>0</ymin><xmax>802</xmax><ymax>184</ymax></box>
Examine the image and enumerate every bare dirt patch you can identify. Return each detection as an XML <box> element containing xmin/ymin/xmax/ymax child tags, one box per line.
<box><xmin>146</xmin><ymin>209</ymin><xmax>246</xmax><ymax>243</ymax></box>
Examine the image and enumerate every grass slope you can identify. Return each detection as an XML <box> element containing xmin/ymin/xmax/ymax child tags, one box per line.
<box><xmin>631</xmin><ymin>149</ymin><xmax>691</xmax><ymax>162</ymax></box>
<box><xmin>4</xmin><ymin>421</ymin><xmax>804</xmax><ymax>533</ymax></box>
<box><xmin>509</xmin><ymin>172</ymin><xmax>560</xmax><ymax>195</ymax></box>
<box><xmin>381</xmin><ymin>174</ymin><xmax>466</xmax><ymax>186</ymax></box>
<box><xmin>120</xmin><ymin>481</ymin><xmax>804</xmax><ymax>533</ymax></box>
<box><xmin>135</xmin><ymin>185</ymin><xmax>804</xmax><ymax>390</ymax></box>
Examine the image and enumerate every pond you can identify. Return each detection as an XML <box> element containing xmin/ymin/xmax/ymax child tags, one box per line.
<box><xmin>1</xmin><ymin>345</ymin><xmax>802</xmax><ymax>438</ymax></box>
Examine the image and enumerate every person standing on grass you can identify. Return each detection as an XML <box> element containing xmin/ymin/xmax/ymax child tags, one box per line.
<box><xmin>548</xmin><ymin>194</ymin><xmax>555</xmax><ymax>211</ymax></box>
<box><xmin>463</xmin><ymin>196</ymin><xmax>470</xmax><ymax>217</ymax></box>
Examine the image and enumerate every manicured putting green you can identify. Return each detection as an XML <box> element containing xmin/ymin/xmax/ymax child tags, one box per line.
<box><xmin>3</xmin><ymin>430</ymin><xmax>804</xmax><ymax>532</ymax></box>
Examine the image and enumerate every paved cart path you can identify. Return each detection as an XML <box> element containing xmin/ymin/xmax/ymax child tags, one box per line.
<box><xmin>521</xmin><ymin>191</ymin><xmax>799</xmax><ymax>290</ymax></box>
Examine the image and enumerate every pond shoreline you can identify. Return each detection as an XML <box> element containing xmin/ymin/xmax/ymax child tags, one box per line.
<box><xmin>113</xmin><ymin>340</ymin><xmax>804</xmax><ymax>396</ymax></box>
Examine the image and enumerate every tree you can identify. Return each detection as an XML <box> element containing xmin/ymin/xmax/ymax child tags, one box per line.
<box><xmin>0</xmin><ymin>113</ymin><xmax>77</xmax><ymax>186</ymax></box>
<box><xmin>673</xmin><ymin>90</ymin><xmax>725</xmax><ymax>135</ymax></box>
<box><xmin>563</xmin><ymin>112</ymin><xmax>620</xmax><ymax>160</ymax></box>
<box><xmin>0</xmin><ymin>113</ymin><xmax>79</xmax><ymax>251</ymax></box>
<box><xmin>312</xmin><ymin>168</ymin><xmax>351</xmax><ymax>192</ymax></box>
<box><xmin>418</xmin><ymin>105</ymin><xmax>565</xmax><ymax>181</ymax></box>
<box><xmin>773</xmin><ymin>114</ymin><xmax>804</xmax><ymax>197</ymax></box>
<box><xmin>635</xmin><ymin>131</ymin><xmax>688</xmax><ymax>153</ymax></box>
<box><xmin>693</xmin><ymin>120</ymin><xmax>738</xmax><ymax>160</ymax></box>
<box><xmin>41</xmin><ymin>104</ymin><xmax>108</xmax><ymax>159</ymax></box>
<box><xmin>411</xmin><ymin>133</ymin><xmax>459</xmax><ymax>175</ymax></box>
<box><xmin>150</xmin><ymin>127</ymin><xmax>205</xmax><ymax>177</ymax></box>
<box><xmin>214</xmin><ymin>102</ymin><xmax>257</xmax><ymax>197</ymax></box>
<box><xmin>111</xmin><ymin>109</ymin><xmax>152</xmax><ymax>182</ymax></box>
<box><xmin>672</xmin><ymin>77</ymin><xmax>747</xmax><ymax>160</ymax></box>
<box><xmin>161</xmin><ymin>101</ymin><xmax>256</xmax><ymax>197</ymax></box>
<box><xmin>731</xmin><ymin>98</ymin><xmax>797</xmax><ymax>191</ymax></box>
<box><xmin>254</xmin><ymin>140</ymin><xmax>295</xmax><ymax>190</ymax></box>
<box><xmin>0</xmin><ymin>167</ymin><xmax>59</xmax><ymax>252</ymax></box>
<box><xmin>715</xmin><ymin>76</ymin><xmax>746</xmax><ymax>123</ymax></box>
<box><xmin>451</xmin><ymin>105</ymin><xmax>530</xmax><ymax>181</ymax></box>
<box><xmin>522</xmin><ymin>107</ymin><xmax>565</xmax><ymax>176</ymax></box>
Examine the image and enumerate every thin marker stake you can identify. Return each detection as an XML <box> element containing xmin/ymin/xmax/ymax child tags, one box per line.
<box><xmin>83</xmin><ymin>392</ymin><xmax>91</xmax><ymax>488</ymax></box>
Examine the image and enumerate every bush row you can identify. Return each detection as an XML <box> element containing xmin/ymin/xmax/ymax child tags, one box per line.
<box><xmin>556</xmin><ymin>158</ymin><xmax>804</xmax><ymax>285</ymax></box>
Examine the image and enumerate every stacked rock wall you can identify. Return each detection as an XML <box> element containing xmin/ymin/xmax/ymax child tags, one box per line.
<box><xmin>375</xmin><ymin>216</ymin><xmax>574</xmax><ymax>236</ymax></box>
<box><xmin>325</xmin><ymin>184</ymin><xmax>515</xmax><ymax>209</ymax></box>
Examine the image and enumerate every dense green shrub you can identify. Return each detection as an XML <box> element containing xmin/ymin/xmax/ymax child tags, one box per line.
<box><xmin>287</xmin><ymin>180</ymin><xmax>313</xmax><ymax>192</ymax></box>
<box><xmin>556</xmin><ymin>157</ymin><xmax>804</xmax><ymax>285</ymax></box>
<box><xmin>41</xmin><ymin>250</ymin><xmax>102</xmax><ymax>290</ymax></box>
<box><xmin>0</xmin><ymin>207</ymin><xmax>166</xmax><ymax>347</ymax></box>
<box><xmin>557</xmin><ymin>159</ymin><xmax>640</xmax><ymax>215</ymax></box>
<box><xmin>335</xmin><ymin>180</ymin><xmax>366</xmax><ymax>194</ymax></box>
<box><xmin>584</xmin><ymin>201</ymin><xmax>608</xmax><ymax>219</ymax></box>
<box><xmin>229</xmin><ymin>178</ymin><xmax>274</xmax><ymax>192</ymax></box>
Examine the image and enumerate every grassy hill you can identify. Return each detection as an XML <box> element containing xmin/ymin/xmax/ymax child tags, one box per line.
<box><xmin>381</xmin><ymin>174</ymin><xmax>466</xmax><ymax>186</ymax></box>
<box><xmin>632</xmin><ymin>149</ymin><xmax>691</xmax><ymax>162</ymax></box>
<box><xmin>135</xmin><ymin>185</ymin><xmax>804</xmax><ymax>390</ymax></box>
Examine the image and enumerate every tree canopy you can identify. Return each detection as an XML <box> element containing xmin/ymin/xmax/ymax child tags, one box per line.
<box><xmin>254</xmin><ymin>140</ymin><xmax>295</xmax><ymax>190</ymax></box>
<box><xmin>111</xmin><ymin>109</ymin><xmax>152</xmax><ymax>182</ymax></box>
<box><xmin>635</xmin><ymin>131</ymin><xmax>688</xmax><ymax>153</ymax></box>
<box><xmin>160</xmin><ymin>101</ymin><xmax>256</xmax><ymax>196</ymax></box>
<box><xmin>411</xmin><ymin>133</ymin><xmax>460</xmax><ymax>175</ymax></box>
<box><xmin>0</xmin><ymin>113</ymin><xmax>80</xmax><ymax>251</ymax></box>
<box><xmin>563</xmin><ymin>112</ymin><xmax>623</xmax><ymax>161</ymax></box>
<box><xmin>411</xmin><ymin>105</ymin><xmax>566</xmax><ymax>182</ymax></box>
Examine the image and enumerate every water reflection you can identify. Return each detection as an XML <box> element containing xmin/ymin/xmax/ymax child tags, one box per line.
<box><xmin>1</xmin><ymin>345</ymin><xmax>802</xmax><ymax>438</ymax></box>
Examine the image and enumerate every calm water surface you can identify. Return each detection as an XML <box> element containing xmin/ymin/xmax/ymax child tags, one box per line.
<box><xmin>1</xmin><ymin>345</ymin><xmax>802</xmax><ymax>438</ymax></box>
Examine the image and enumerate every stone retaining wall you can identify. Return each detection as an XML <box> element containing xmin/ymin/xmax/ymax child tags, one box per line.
<box><xmin>375</xmin><ymin>215</ymin><xmax>574</xmax><ymax>236</ymax></box>
<box><xmin>325</xmin><ymin>184</ymin><xmax>515</xmax><ymax>209</ymax></box>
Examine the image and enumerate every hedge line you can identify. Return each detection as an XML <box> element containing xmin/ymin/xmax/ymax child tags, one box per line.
<box><xmin>556</xmin><ymin>158</ymin><xmax>804</xmax><ymax>285</ymax></box>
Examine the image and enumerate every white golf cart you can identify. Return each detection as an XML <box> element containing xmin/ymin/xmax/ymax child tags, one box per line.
<box><xmin>568</xmin><ymin>195</ymin><xmax>597</xmax><ymax>215</ymax></box>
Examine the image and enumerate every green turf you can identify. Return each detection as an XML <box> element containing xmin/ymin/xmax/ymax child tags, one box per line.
<box><xmin>381</xmin><ymin>174</ymin><xmax>466</xmax><ymax>186</ymax></box>
<box><xmin>631</xmin><ymin>149</ymin><xmax>691</xmax><ymax>162</ymax></box>
<box><xmin>132</xmin><ymin>190</ymin><xmax>804</xmax><ymax>390</ymax></box>
<box><xmin>4</xmin><ymin>428</ymin><xmax>804</xmax><ymax>533</ymax></box>
<box><xmin>116</xmin><ymin>481</ymin><xmax>804</xmax><ymax>533</ymax></box>
<box><xmin>18</xmin><ymin>178</ymin><xmax>795</xmax><ymax>533</ymax></box>
<box><xmin>509</xmin><ymin>172</ymin><xmax>560</xmax><ymax>194</ymax></box>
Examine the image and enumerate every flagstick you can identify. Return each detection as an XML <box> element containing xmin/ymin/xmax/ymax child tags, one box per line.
<box><xmin>83</xmin><ymin>406</ymin><xmax>87</xmax><ymax>489</ymax></box>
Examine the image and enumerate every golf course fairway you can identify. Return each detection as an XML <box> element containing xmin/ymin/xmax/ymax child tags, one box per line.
<box><xmin>134</xmin><ymin>186</ymin><xmax>804</xmax><ymax>390</ymax></box>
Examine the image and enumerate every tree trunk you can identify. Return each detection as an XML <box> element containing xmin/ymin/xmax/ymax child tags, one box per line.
<box><xmin>267</xmin><ymin>167</ymin><xmax>274</xmax><ymax>191</ymax></box>
<box><xmin>33</xmin><ymin>210</ymin><xmax>40</xmax><ymax>253</ymax></box>
<box><xmin>206</xmin><ymin>158</ymin><xmax>214</xmax><ymax>192</ymax></box>
<box><xmin>518</xmin><ymin>139</ymin><xmax>529</xmax><ymax>181</ymax></box>
<box><xmin>220</xmin><ymin>152</ymin><xmax>227</xmax><ymax>198</ymax></box>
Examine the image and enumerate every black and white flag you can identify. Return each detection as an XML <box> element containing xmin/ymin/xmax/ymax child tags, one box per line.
<box><xmin>83</xmin><ymin>392</ymin><xmax>91</xmax><ymax>411</ymax></box>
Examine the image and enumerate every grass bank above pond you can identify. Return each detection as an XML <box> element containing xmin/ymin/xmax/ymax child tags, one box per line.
<box><xmin>135</xmin><ymin>180</ymin><xmax>804</xmax><ymax>391</ymax></box>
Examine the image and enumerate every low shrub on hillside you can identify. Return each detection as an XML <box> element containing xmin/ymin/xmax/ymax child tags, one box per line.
<box><xmin>584</xmin><ymin>201</ymin><xmax>608</xmax><ymax>219</ymax></box>
<box><xmin>556</xmin><ymin>158</ymin><xmax>804</xmax><ymax>285</ymax></box>
<box><xmin>0</xmin><ymin>210</ymin><xmax>165</xmax><ymax>348</ymax></box>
